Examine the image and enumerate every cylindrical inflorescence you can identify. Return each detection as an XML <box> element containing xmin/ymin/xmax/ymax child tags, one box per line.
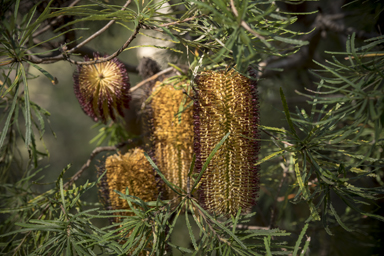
<box><xmin>194</xmin><ymin>69</ymin><xmax>260</xmax><ymax>216</ymax></box>
<box><xmin>100</xmin><ymin>148</ymin><xmax>159</xmax><ymax>222</ymax></box>
<box><xmin>150</xmin><ymin>81</ymin><xmax>194</xmax><ymax>199</ymax></box>
<box><xmin>73</xmin><ymin>52</ymin><xmax>131</xmax><ymax>123</ymax></box>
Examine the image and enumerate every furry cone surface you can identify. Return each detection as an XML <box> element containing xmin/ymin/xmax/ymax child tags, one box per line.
<box><xmin>194</xmin><ymin>68</ymin><xmax>260</xmax><ymax>216</ymax></box>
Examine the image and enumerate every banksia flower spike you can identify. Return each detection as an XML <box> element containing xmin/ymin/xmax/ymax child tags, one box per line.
<box><xmin>98</xmin><ymin>148</ymin><xmax>163</xmax><ymax>255</ymax></box>
<box><xmin>194</xmin><ymin>68</ymin><xmax>260</xmax><ymax>216</ymax></box>
<box><xmin>98</xmin><ymin>148</ymin><xmax>159</xmax><ymax>222</ymax></box>
<box><xmin>73</xmin><ymin>52</ymin><xmax>131</xmax><ymax>123</ymax></box>
<box><xmin>150</xmin><ymin>81</ymin><xmax>194</xmax><ymax>199</ymax></box>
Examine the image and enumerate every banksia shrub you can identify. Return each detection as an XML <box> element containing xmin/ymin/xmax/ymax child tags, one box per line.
<box><xmin>194</xmin><ymin>69</ymin><xmax>260</xmax><ymax>216</ymax></box>
<box><xmin>73</xmin><ymin>52</ymin><xmax>131</xmax><ymax>123</ymax></box>
<box><xmin>150</xmin><ymin>81</ymin><xmax>194</xmax><ymax>199</ymax></box>
<box><xmin>98</xmin><ymin>148</ymin><xmax>159</xmax><ymax>222</ymax></box>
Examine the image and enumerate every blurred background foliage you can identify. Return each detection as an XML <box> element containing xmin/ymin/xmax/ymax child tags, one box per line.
<box><xmin>0</xmin><ymin>0</ymin><xmax>383</xmax><ymax>255</ymax></box>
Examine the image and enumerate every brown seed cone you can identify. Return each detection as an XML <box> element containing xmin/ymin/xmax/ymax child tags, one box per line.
<box><xmin>194</xmin><ymin>69</ymin><xmax>260</xmax><ymax>216</ymax></box>
<box><xmin>150</xmin><ymin>81</ymin><xmax>194</xmax><ymax>200</ymax></box>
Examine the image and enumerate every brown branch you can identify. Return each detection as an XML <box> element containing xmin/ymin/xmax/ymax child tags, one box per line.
<box><xmin>27</xmin><ymin>0</ymin><xmax>137</xmax><ymax>66</ymax></box>
<box><xmin>229</xmin><ymin>0</ymin><xmax>265</xmax><ymax>40</ymax></box>
<box><xmin>63</xmin><ymin>139</ymin><xmax>136</xmax><ymax>189</ymax></box>
<box><xmin>67</xmin><ymin>0</ymin><xmax>133</xmax><ymax>55</ymax></box>
<box><xmin>27</xmin><ymin>23</ymin><xmax>141</xmax><ymax>65</ymax></box>
<box><xmin>260</xmin><ymin>12</ymin><xmax>379</xmax><ymax>79</ymax></box>
<box><xmin>130</xmin><ymin>67</ymin><xmax>174</xmax><ymax>93</ymax></box>
<box><xmin>32</xmin><ymin>0</ymin><xmax>82</xmax><ymax>38</ymax></box>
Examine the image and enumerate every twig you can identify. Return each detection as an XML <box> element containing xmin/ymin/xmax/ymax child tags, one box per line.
<box><xmin>32</xmin><ymin>0</ymin><xmax>82</xmax><ymax>38</ymax></box>
<box><xmin>27</xmin><ymin>0</ymin><xmax>138</xmax><ymax>65</ymax></box>
<box><xmin>27</xmin><ymin>23</ymin><xmax>141</xmax><ymax>65</ymax></box>
<box><xmin>129</xmin><ymin>67</ymin><xmax>174</xmax><ymax>93</ymax></box>
<box><xmin>158</xmin><ymin>15</ymin><xmax>202</xmax><ymax>28</ymax></box>
<box><xmin>260</xmin><ymin>128</ymin><xmax>294</xmax><ymax>147</ymax></box>
<box><xmin>67</xmin><ymin>0</ymin><xmax>133</xmax><ymax>54</ymax></box>
<box><xmin>229</xmin><ymin>0</ymin><xmax>265</xmax><ymax>40</ymax></box>
<box><xmin>259</xmin><ymin>12</ymin><xmax>379</xmax><ymax>78</ymax></box>
<box><xmin>63</xmin><ymin>139</ymin><xmax>136</xmax><ymax>189</ymax></box>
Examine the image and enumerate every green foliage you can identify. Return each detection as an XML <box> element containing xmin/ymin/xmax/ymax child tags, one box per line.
<box><xmin>273</xmin><ymin>34</ymin><xmax>384</xmax><ymax>230</ymax></box>
<box><xmin>0</xmin><ymin>0</ymin><xmax>383</xmax><ymax>255</ymax></box>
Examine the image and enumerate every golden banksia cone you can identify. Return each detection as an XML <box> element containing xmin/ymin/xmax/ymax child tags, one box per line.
<box><xmin>98</xmin><ymin>148</ymin><xmax>159</xmax><ymax>222</ymax></box>
<box><xmin>194</xmin><ymin>69</ymin><xmax>260</xmax><ymax>216</ymax></box>
<box><xmin>150</xmin><ymin>81</ymin><xmax>194</xmax><ymax>199</ymax></box>
<box><xmin>73</xmin><ymin>53</ymin><xmax>131</xmax><ymax>123</ymax></box>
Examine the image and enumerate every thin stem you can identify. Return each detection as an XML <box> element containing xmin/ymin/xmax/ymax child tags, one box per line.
<box><xmin>27</xmin><ymin>0</ymin><xmax>137</xmax><ymax>65</ymax></box>
<box><xmin>129</xmin><ymin>67</ymin><xmax>174</xmax><ymax>93</ymax></box>
<box><xmin>27</xmin><ymin>23</ymin><xmax>141</xmax><ymax>65</ymax></box>
<box><xmin>229</xmin><ymin>0</ymin><xmax>265</xmax><ymax>40</ymax></box>
<box><xmin>32</xmin><ymin>0</ymin><xmax>82</xmax><ymax>38</ymax></box>
<box><xmin>63</xmin><ymin>138</ymin><xmax>137</xmax><ymax>189</ymax></box>
<box><xmin>67</xmin><ymin>0</ymin><xmax>133</xmax><ymax>54</ymax></box>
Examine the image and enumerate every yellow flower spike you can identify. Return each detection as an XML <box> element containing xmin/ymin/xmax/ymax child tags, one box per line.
<box><xmin>100</xmin><ymin>148</ymin><xmax>159</xmax><ymax>221</ymax></box>
<box><xmin>150</xmin><ymin>81</ymin><xmax>194</xmax><ymax>200</ymax></box>
<box><xmin>98</xmin><ymin>148</ymin><xmax>161</xmax><ymax>255</ymax></box>
<box><xmin>194</xmin><ymin>69</ymin><xmax>260</xmax><ymax>216</ymax></box>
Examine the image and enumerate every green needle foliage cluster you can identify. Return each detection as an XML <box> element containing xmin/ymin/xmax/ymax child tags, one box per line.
<box><xmin>0</xmin><ymin>0</ymin><xmax>383</xmax><ymax>255</ymax></box>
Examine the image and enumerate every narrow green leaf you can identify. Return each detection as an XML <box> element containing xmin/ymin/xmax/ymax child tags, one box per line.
<box><xmin>280</xmin><ymin>88</ymin><xmax>299</xmax><ymax>138</ymax></box>
<box><xmin>264</xmin><ymin>237</ymin><xmax>272</xmax><ymax>256</ymax></box>
<box><xmin>363</xmin><ymin>212</ymin><xmax>384</xmax><ymax>222</ymax></box>
<box><xmin>192</xmin><ymin>201</ymin><xmax>247</xmax><ymax>249</ymax></box>
<box><xmin>273</xmin><ymin>36</ymin><xmax>309</xmax><ymax>46</ymax></box>
<box><xmin>294</xmin><ymin>161</ymin><xmax>309</xmax><ymax>200</ymax></box>
<box><xmin>258</xmin><ymin>125</ymin><xmax>286</xmax><ymax>133</ymax></box>
<box><xmin>313</xmin><ymin>60</ymin><xmax>357</xmax><ymax>88</ymax></box>
<box><xmin>60</xmin><ymin>178</ymin><xmax>67</xmax><ymax>215</ymax></box>
<box><xmin>168</xmin><ymin>242</ymin><xmax>194</xmax><ymax>253</ymax></box>
<box><xmin>292</xmin><ymin>223</ymin><xmax>308</xmax><ymax>256</ymax></box>
<box><xmin>330</xmin><ymin>203</ymin><xmax>353</xmax><ymax>232</ymax></box>
<box><xmin>185</xmin><ymin>209</ymin><xmax>198</xmax><ymax>250</ymax></box>
<box><xmin>144</xmin><ymin>152</ymin><xmax>183</xmax><ymax>195</ymax></box>
<box><xmin>301</xmin><ymin>235</ymin><xmax>311</xmax><ymax>255</ymax></box>
<box><xmin>20</xmin><ymin>64</ymin><xmax>31</xmax><ymax>146</ymax></box>
<box><xmin>14</xmin><ymin>0</ymin><xmax>20</xmax><ymax>19</ymax></box>
<box><xmin>254</xmin><ymin>149</ymin><xmax>285</xmax><ymax>166</ymax></box>
<box><xmin>369</xmin><ymin>98</ymin><xmax>379</xmax><ymax>120</ymax></box>
<box><xmin>187</xmin><ymin>154</ymin><xmax>196</xmax><ymax>177</ymax></box>
<box><xmin>28</xmin><ymin>62</ymin><xmax>58</xmax><ymax>85</ymax></box>
<box><xmin>0</xmin><ymin>83</ymin><xmax>20</xmax><ymax>149</ymax></box>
